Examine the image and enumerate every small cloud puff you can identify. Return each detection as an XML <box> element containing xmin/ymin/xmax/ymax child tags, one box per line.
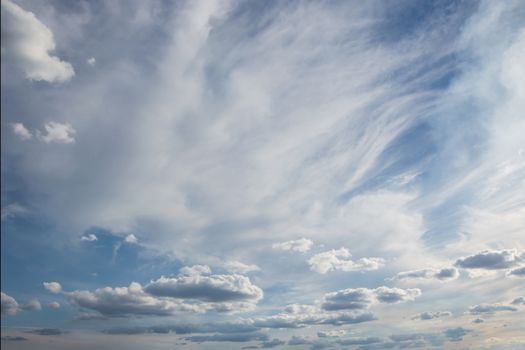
<box><xmin>308</xmin><ymin>247</ymin><xmax>384</xmax><ymax>274</ymax></box>
<box><xmin>124</xmin><ymin>234</ymin><xmax>138</xmax><ymax>244</ymax></box>
<box><xmin>321</xmin><ymin>286</ymin><xmax>421</xmax><ymax>311</ymax></box>
<box><xmin>43</xmin><ymin>282</ymin><xmax>62</xmax><ymax>294</ymax></box>
<box><xmin>467</xmin><ymin>303</ymin><xmax>517</xmax><ymax>315</ymax></box>
<box><xmin>272</xmin><ymin>238</ymin><xmax>313</xmax><ymax>253</ymax></box>
<box><xmin>47</xmin><ymin>301</ymin><xmax>60</xmax><ymax>309</ymax></box>
<box><xmin>87</xmin><ymin>57</ymin><xmax>96</xmax><ymax>66</ymax></box>
<box><xmin>81</xmin><ymin>233</ymin><xmax>98</xmax><ymax>242</ymax></box>
<box><xmin>389</xmin><ymin>267</ymin><xmax>458</xmax><ymax>281</ymax></box>
<box><xmin>412</xmin><ymin>311</ymin><xmax>452</xmax><ymax>320</ymax></box>
<box><xmin>455</xmin><ymin>249</ymin><xmax>522</xmax><ymax>270</ymax></box>
<box><xmin>37</xmin><ymin>122</ymin><xmax>76</xmax><ymax>144</ymax></box>
<box><xmin>1</xmin><ymin>292</ymin><xmax>19</xmax><ymax>316</ymax></box>
<box><xmin>20</xmin><ymin>299</ymin><xmax>41</xmax><ymax>311</ymax></box>
<box><xmin>11</xmin><ymin>123</ymin><xmax>33</xmax><ymax>140</ymax></box>
<box><xmin>224</xmin><ymin>261</ymin><xmax>260</xmax><ymax>274</ymax></box>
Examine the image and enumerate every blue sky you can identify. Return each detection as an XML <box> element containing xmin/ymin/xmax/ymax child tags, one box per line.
<box><xmin>1</xmin><ymin>0</ymin><xmax>524</xmax><ymax>349</ymax></box>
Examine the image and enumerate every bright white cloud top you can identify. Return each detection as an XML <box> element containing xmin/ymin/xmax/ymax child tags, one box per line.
<box><xmin>1</xmin><ymin>0</ymin><xmax>524</xmax><ymax>349</ymax></box>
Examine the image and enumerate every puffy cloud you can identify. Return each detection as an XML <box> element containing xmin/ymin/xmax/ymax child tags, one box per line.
<box><xmin>179</xmin><ymin>265</ymin><xmax>211</xmax><ymax>276</ymax></box>
<box><xmin>124</xmin><ymin>234</ymin><xmax>138</xmax><ymax>244</ymax></box>
<box><xmin>507</xmin><ymin>265</ymin><xmax>525</xmax><ymax>277</ymax></box>
<box><xmin>389</xmin><ymin>267</ymin><xmax>458</xmax><ymax>281</ymax></box>
<box><xmin>47</xmin><ymin>301</ymin><xmax>60</xmax><ymax>309</ymax></box>
<box><xmin>144</xmin><ymin>274</ymin><xmax>263</xmax><ymax>303</ymax></box>
<box><xmin>64</xmin><ymin>282</ymin><xmax>190</xmax><ymax>317</ymax></box>
<box><xmin>11</xmin><ymin>123</ymin><xmax>33</xmax><ymax>140</ymax></box>
<box><xmin>20</xmin><ymin>299</ymin><xmax>41</xmax><ymax>311</ymax></box>
<box><xmin>37</xmin><ymin>122</ymin><xmax>76</xmax><ymax>144</ymax></box>
<box><xmin>321</xmin><ymin>286</ymin><xmax>420</xmax><ymax>311</ymax></box>
<box><xmin>511</xmin><ymin>296</ymin><xmax>525</xmax><ymax>305</ymax></box>
<box><xmin>272</xmin><ymin>238</ymin><xmax>313</xmax><ymax>253</ymax></box>
<box><xmin>224</xmin><ymin>261</ymin><xmax>260</xmax><ymax>274</ymax></box>
<box><xmin>43</xmin><ymin>282</ymin><xmax>62</xmax><ymax>294</ymax></box>
<box><xmin>81</xmin><ymin>233</ymin><xmax>98</xmax><ymax>242</ymax></box>
<box><xmin>454</xmin><ymin>249</ymin><xmax>522</xmax><ymax>270</ymax></box>
<box><xmin>412</xmin><ymin>311</ymin><xmax>452</xmax><ymax>320</ymax></box>
<box><xmin>472</xmin><ymin>318</ymin><xmax>484</xmax><ymax>324</ymax></box>
<box><xmin>253</xmin><ymin>311</ymin><xmax>376</xmax><ymax>329</ymax></box>
<box><xmin>1</xmin><ymin>0</ymin><xmax>74</xmax><ymax>82</ymax></box>
<box><xmin>87</xmin><ymin>57</ymin><xmax>96</xmax><ymax>66</ymax></box>
<box><xmin>308</xmin><ymin>248</ymin><xmax>384</xmax><ymax>274</ymax></box>
<box><xmin>1</xmin><ymin>292</ymin><xmax>19</xmax><ymax>316</ymax></box>
<box><xmin>317</xmin><ymin>330</ymin><xmax>346</xmax><ymax>338</ymax></box>
<box><xmin>468</xmin><ymin>304</ymin><xmax>518</xmax><ymax>315</ymax></box>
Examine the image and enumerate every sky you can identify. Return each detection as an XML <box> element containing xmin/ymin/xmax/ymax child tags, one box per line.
<box><xmin>1</xmin><ymin>0</ymin><xmax>524</xmax><ymax>349</ymax></box>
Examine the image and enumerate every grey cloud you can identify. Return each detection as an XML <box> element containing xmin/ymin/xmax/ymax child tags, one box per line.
<box><xmin>26</xmin><ymin>328</ymin><xmax>64</xmax><ymax>336</ymax></box>
<box><xmin>472</xmin><ymin>318</ymin><xmax>484</xmax><ymax>324</ymax></box>
<box><xmin>103</xmin><ymin>322</ymin><xmax>259</xmax><ymax>335</ymax></box>
<box><xmin>507</xmin><ymin>266</ymin><xmax>525</xmax><ymax>277</ymax></box>
<box><xmin>288</xmin><ymin>336</ymin><xmax>311</xmax><ymax>345</ymax></box>
<box><xmin>1</xmin><ymin>336</ymin><xmax>28</xmax><ymax>341</ymax></box>
<box><xmin>468</xmin><ymin>304</ymin><xmax>517</xmax><ymax>315</ymax></box>
<box><xmin>337</xmin><ymin>337</ymin><xmax>383</xmax><ymax>346</ymax></box>
<box><xmin>253</xmin><ymin>311</ymin><xmax>376</xmax><ymax>329</ymax></box>
<box><xmin>185</xmin><ymin>332</ymin><xmax>269</xmax><ymax>343</ymax></box>
<box><xmin>511</xmin><ymin>296</ymin><xmax>524</xmax><ymax>305</ymax></box>
<box><xmin>412</xmin><ymin>311</ymin><xmax>451</xmax><ymax>320</ymax></box>
<box><xmin>389</xmin><ymin>267</ymin><xmax>458</xmax><ymax>281</ymax></box>
<box><xmin>261</xmin><ymin>338</ymin><xmax>285</xmax><ymax>348</ymax></box>
<box><xmin>1</xmin><ymin>292</ymin><xmax>19</xmax><ymax>316</ymax></box>
<box><xmin>322</xmin><ymin>287</ymin><xmax>420</xmax><ymax>311</ymax></box>
<box><xmin>20</xmin><ymin>299</ymin><xmax>42</xmax><ymax>311</ymax></box>
<box><xmin>455</xmin><ymin>249</ymin><xmax>522</xmax><ymax>270</ymax></box>
<box><xmin>443</xmin><ymin>327</ymin><xmax>471</xmax><ymax>342</ymax></box>
<box><xmin>144</xmin><ymin>274</ymin><xmax>263</xmax><ymax>303</ymax></box>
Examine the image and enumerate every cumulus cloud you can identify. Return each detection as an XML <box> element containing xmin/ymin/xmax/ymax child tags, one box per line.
<box><xmin>124</xmin><ymin>234</ymin><xmax>138</xmax><ymax>243</ymax></box>
<box><xmin>511</xmin><ymin>296</ymin><xmax>524</xmax><ymax>305</ymax></box>
<box><xmin>43</xmin><ymin>282</ymin><xmax>62</xmax><ymax>294</ymax></box>
<box><xmin>179</xmin><ymin>265</ymin><xmax>212</xmax><ymax>276</ymax></box>
<box><xmin>145</xmin><ymin>273</ymin><xmax>263</xmax><ymax>303</ymax></box>
<box><xmin>1</xmin><ymin>0</ymin><xmax>74</xmax><ymax>82</ymax></box>
<box><xmin>224</xmin><ymin>261</ymin><xmax>260</xmax><ymax>274</ymax></box>
<box><xmin>308</xmin><ymin>248</ymin><xmax>384</xmax><ymax>274</ymax></box>
<box><xmin>36</xmin><ymin>122</ymin><xmax>76</xmax><ymax>144</ymax></box>
<box><xmin>444</xmin><ymin>327</ymin><xmax>472</xmax><ymax>342</ymax></box>
<box><xmin>87</xmin><ymin>57</ymin><xmax>96</xmax><ymax>66</ymax></box>
<box><xmin>272</xmin><ymin>238</ymin><xmax>313</xmax><ymax>253</ymax></box>
<box><xmin>321</xmin><ymin>286</ymin><xmax>420</xmax><ymax>311</ymax></box>
<box><xmin>81</xmin><ymin>233</ymin><xmax>98</xmax><ymax>242</ymax></box>
<box><xmin>389</xmin><ymin>267</ymin><xmax>458</xmax><ymax>281</ymax></box>
<box><xmin>454</xmin><ymin>249</ymin><xmax>522</xmax><ymax>270</ymax></box>
<box><xmin>412</xmin><ymin>311</ymin><xmax>452</xmax><ymax>320</ymax></box>
<box><xmin>468</xmin><ymin>303</ymin><xmax>518</xmax><ymax>315</ymax></box>
<box><xmin>11</xmin><ymin>123</ymin><xmax>33</xmax><ymax>140</ymax></box>
<box><xmin>20</xmin><ymin>299</ymin><xmax>41</xmax><ymax>311</ymax></box>
<box><xmin>1</xmin><ymin>292</ymin><xmax>19</xmax><ymax>316</ymax></box>
<box><xmin>253</xmin><ymin>311</ymin><xmax>377</xmax><ymax>329</ymax></box>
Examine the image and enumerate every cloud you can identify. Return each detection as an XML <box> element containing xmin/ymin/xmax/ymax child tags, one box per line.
<box><xmin>507</xmin><ymin>265</ymin><xmax>525</xmax><ymax>277</ymax></box>
<box><xmin>43</xmin><ymin>282</ymin><xmax>62</xmax><ymax>294</ymax></box>
<box><xmin>321</xmin><ymin>286</ymin><xmax>420</xmax><ymax>311</ymax></box>
<box><xmin>389</xmin><ymin>267</ymin><xmax>458</xmax><ymax>281</ymax></box>
<box><xmin>308</xmin><ymin>248</ymin><xmax>385</xmax><ymax>274</ymax></box>
<box><xmin>288</xmin><ymin>336</ymin><xmax>311</xmax><ymax>345</ymax></box>
<box><xmin>1</xmin><ymin>203</ymin><xmax>29</xmax><ymax>221</ymax></box>
<box><xmin>272</xmin><ymin>238</ymin><xmax>313</xmax><ymax>253</ymax></box>
<box><xmin>472</xmin><ymin>318</ymin><xmax>484</xmax><ymax>324</ymax></box>
<box><xmin>26</xmin><ymin>328</ymin><xmax>65</xmax><ymax>336</ymax></box>
<box><xmin>184</xmin><ymin>333</ymin><xmax>269</xmax><ymax>343</ymax></box>
<box><xmin>179</xmin><ymin>264</ymin><xmax>212</xmax><ymax>276</ymax></box>
<box><xmin>81</xmin><ymin>233</ymin><xmax>98</xmax><ymax>242</ymax></box>
<box><xmin>224</xmin><ymin>261</ymin><xmax>260</xmax><ymax>274</ymax></box>
<box><xmin>47</xmin><ymin>301</ymin><xmax>60</xmax><ymax>309</ymax></box>
<box><xmin>317</xmin><ymin>330</ymin><xmax>346</xmax><ymax>338</ymax></box>
<box><xmin>11</xmin><ymin>123</ymin><xmax>33</xmax><ymax>140</ymax></box>
<box><xmin>36</xmin><ymin>122</ymin><xmax>76</xmax><ymax>144</ymax></box>
<box><xmin>467</xmin><ymin>303</ymin><xmax>518</xmax><ymax>315</ymax></box>
<box><xmin>253</xmin><ymin>309</ymin><xmax>376</xmax><ymax>329</ymax></box>
<box><xmin>102</xmin><ymin>321</ymin><xmax>259</xmax><ymax>335</ymax></box>
<box><xmin>1</xmin><ymin>0</ymin><xmax>74</xmax><ymax>82</ymax></box>
<box><xmin>1</xmin><ymin>292</ymin><xmax>19</xmax><ymax>316</ymax></box>
<box><xmin>412</xmin><ymin>311</ymin><xmax>452</xmax><ymax>320</ymax></box>
<box><xmin>20</xmin><ymin>299</ymin><xmax>41</xmax><ymax>311</ymax></box>
<box><xmin>337</xmin><ymin>337</ymin><xmax>383</xmax><ymax>346</ymax></box>
<box><xmin>444</xmin><ymin>327</ymin><xmax>472</xmax><ymax>342</ymax></box>
<box><xmin>144</xmin><ymin>273</ymin><xmax>263</xmax><ymax>303</ymax></box>
<box><xmin>454</xmin><ymin>249</ymin><xmax>522</xmax><ymax>270</ymax></box>
<box><xmin>87</xmin><ymin>57</ymin><xmax>96</xmax><ymax>66</ymax></box>
<box><xmin>124</xmin><ymin>234</ymin><xmax>138</xmax><ymax>243</ymax></box>
<box><xmin>510</xmin><ymin>296</ymin><xmax>524</xmax><ymax>305</ymax></box>
<box><xmin>261</xmin><ymin>338</ymin><xmax>285</xmax><ymax>348</ymax></box>
<box><xmin>1</xmin><ymin>336</ymin><xmax>28</xmax><ymax>341</ymax></box>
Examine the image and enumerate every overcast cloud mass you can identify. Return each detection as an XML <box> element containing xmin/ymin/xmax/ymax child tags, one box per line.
<box><xmin>1</xmin><ymin>0</ymin><xmax>524</xmax><ymax>349</ymax></box>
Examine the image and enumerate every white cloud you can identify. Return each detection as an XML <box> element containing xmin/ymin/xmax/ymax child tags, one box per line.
<box><xmin>43</xmin><ymin>281</ymin><xmax>62</xmax><ymax>294</ymax></box>
<box><xmin>224</xmin><ymin>261</ymin><xmax>260</xmax><ymax>274</ymax></box>
<box><xmin>321</xmin><ymin>286</ymin><xmax>421</xmax><ymax>311</ymax></box>
<box><xmin>389</xmin><ymin>267</ymin><xmax>459</xmax><ymax>281</ymax></box>
<box><xmin>11</xmin><ymin>123</ymin><xmax>33</xmax><ymax>140</ymax></box>
<box><xmin>1</xmin><ymin>292</ymin><xmax>19</xmax><ymax>316</ymax></box>
<box><xmin>308</xmin><ymin>247</ymin><xmax>384</xmax><ymax>274</ymax></box>
<box><xmin>37</xmin><ymin>122</ymin><xmax>76</xmax><ymax>144</ymax></box>
<box><xmin>81</xmin><ymin>233</ymin><xmax>98</xmax><ymax>242</ymax></box>
<box><xmin>47</xmin><ymin>301</ymin><xmax>60</xmax><ymax>309</ymax></box>
<box><xmin>124</xmin><ymin>234</ymin><xmax>138</xmax><ymax>244</ymax></box>
<box><xmin>1</xmin><ymin>203</ymin><xmax>29</xmax><ymax>221</ymax></box>
<box><xmin>1</xmin><ymin>0</ymin><xmax>74</xmax><ymax>82</ymax></box>
<box><xmin>87</xmin><ymin>57</ymin><xmax>96</xmax><ymax>66</ymax></box>
<box><xmin>20</xmin><ymin>299</ymin><xmax>41</xmax><ymax>311</ymax></box>
<box><xmin>179</xmin><ymin>264</ymin><xmax>211</xmax><ymax>276</ymax></box>
<box><xmin>272</xmin><ymin>238</ymin><xmax>313</xmax><ymax>253</ymax></box>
